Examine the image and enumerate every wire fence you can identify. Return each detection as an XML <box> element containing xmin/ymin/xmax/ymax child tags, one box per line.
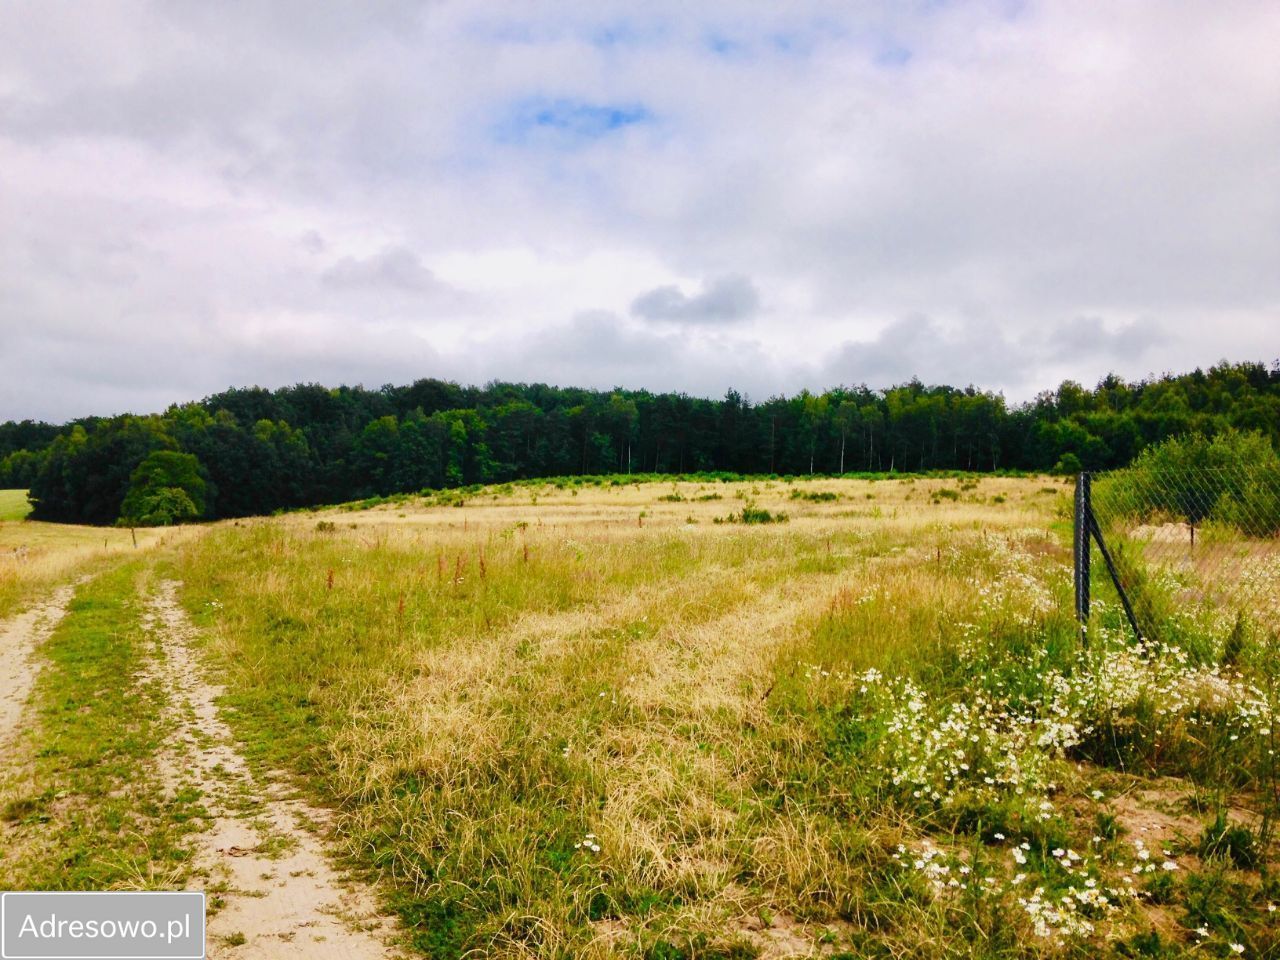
<box><xmin>1075</xmin><ymin>465</ymin><xmax>1280</xmax><ymax>641</ymax></box>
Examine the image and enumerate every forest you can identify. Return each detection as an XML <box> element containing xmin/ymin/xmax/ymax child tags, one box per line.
<box><xmin>1</xmin><ymin>360</ymin><xmax>1277</xmax><ymax>525</ymax></box>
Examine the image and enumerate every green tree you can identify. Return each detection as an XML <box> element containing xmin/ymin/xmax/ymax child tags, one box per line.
<box><xmin>119</xmin><ymin>451</ymin><xmax>207</xmax><ymax>526</ymax></box>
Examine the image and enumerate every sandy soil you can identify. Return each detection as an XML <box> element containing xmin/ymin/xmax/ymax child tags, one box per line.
<box><xmin>0</xmin><ymin>582</ymin><xmax>76</xmax><ymax>746</ymax></box>
<box><xmin>146</xmin><ymin>581</ymin><xmax>404</xmax><ymax>959</ymax></box>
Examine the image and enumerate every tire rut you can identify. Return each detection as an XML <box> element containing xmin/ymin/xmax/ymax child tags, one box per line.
<box><xmin>146</xmin><ymin>580</ymin><xmax>404</xmax><ymax>959</ymax></box>
<box><xmin>0</xmin><ymin>582</ymin><xmax>78</xmax><ymax>749</ymax></box>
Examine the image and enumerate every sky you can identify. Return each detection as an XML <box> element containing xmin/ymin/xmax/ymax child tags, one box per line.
<box><xmin>1</xmin><ymin>1</ymin><xmax>1278</xmax><ymax>423</ymax></box>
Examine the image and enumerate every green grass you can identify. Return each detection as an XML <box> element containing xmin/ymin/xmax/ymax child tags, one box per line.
<box><xmin>3</xmin><ymin>477</ymin><xmax>1275</xmax><ymax>958</ymax></box>
<box><xmin>168</xmin><ymin>482</ymin><xmax>1280</xmax><ymax>958</ymax></box>
<box><xmin>0</xmin><ymin>489</ymin><xmax>32</xmax><ymax>521</ymax></box>
<box><xmin>170</xmin><ymin>483</ymin><xmax>1280</xmax><ymax>957</ymax></box>
<box><xmin>0</xmin><ymin>564</ymin><xmax>202</xmax><ymax>890</ymax></box>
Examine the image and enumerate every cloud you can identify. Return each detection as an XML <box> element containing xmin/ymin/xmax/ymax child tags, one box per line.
<box><xmin>321</xmin><ymin>245</ymin><xmax>442</xmax><ymax>294</ymax></box>
<box><xmin>822</xmin><ymin>315</ymin><xmax>1032</xmax><ymax>391</ymax></box>
<box><xmin>1046</xmin><ymin>316</ymin><xmax>1161</xmax><ymax>363</ymax></box>
<box><xmin>471</xmin><ymin>310</ymin><xmax>791</xmax><ymax>401</ymax></box>
<box><xmin>0</xmin><ymin>1</ymin><xmax>1277</xmax><ymax>421</ymax></box>
<box><xmin>631</xmin><ymin>275</ymin><xmax>760</xmax><ymax>324</ymax></box>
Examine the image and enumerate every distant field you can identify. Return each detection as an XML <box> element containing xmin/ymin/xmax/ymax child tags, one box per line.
<box><xmin>2</xmin><ymin>476</ymin><xmax>1276</xmax><ymax>959</ymax></box>
<box><xmin>0</xmin><ymin>489</ymin><xmax>31</xmax><ymax>521</ymax></box>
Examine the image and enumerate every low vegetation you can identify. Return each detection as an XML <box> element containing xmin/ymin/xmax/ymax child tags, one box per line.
<box><xmin>0</xmin><ymin>565</ymin><xmax>200</xmax><ymax>890</ymax></box>
<box><xmin>0</xmin><ymin>488</ymin><xmax>31</xmax><ymax>521</ymax></box>
<box><xmin>1</xmin><ymin>472</ymin><xmax>1275</xmax><ymax>956</ymax></box>
<box><xmin>150</xmin><ymin>476</ymin><xmax>1276</xmax><ymax>958</ymax></box>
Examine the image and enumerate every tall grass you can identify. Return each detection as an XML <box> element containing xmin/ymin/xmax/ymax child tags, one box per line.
<box><xmin>172</xmin><ymin>480</ymin><xmax>1276</xmax><ymax>958</ymax></box>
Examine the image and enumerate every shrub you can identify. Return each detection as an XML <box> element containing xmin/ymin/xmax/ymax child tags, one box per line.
<box><xmin>714</xmin><ymin>500</ymin><xmax>788</xmax><ymax>525</ymax></box>
<box><xmin>1097</xmin><ymin>431</ymin><xmax>1280</xmax><ymax>537</ymax></box>
<box><xmin>789</xmin><ymin>489</ymin><xmax>838</xmax><ymax>502</ymax></box>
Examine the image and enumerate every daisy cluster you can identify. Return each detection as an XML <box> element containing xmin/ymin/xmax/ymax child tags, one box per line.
<box><xmin>854</xmin><ymin>671</ymin><xmax>1073</xmax><ymax>810</ymax></box>
<box><xmin>890</xmin><ymin>836</ymin><xmax>1142</xmax><ymax>941</ymax></box>
<box><xmin>820</xmin><ymin>626</ymin><xmax>1273</xmax><ymax>818</ymax></box>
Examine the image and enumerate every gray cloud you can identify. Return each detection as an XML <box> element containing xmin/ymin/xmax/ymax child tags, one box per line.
<box><xmin>475</xmin><ymin>310</ymin><xmax>790</xmax><ymax>400</ymax></box>
<box><xmin>631</xmin><ymin>274</ymin><xmax>760</xmax><ymax>324</ymax></box>
<box><xmin>321</xmin><ymin>245</ymin><xmax>442</xmax><ymax>294</ymax></box>
<box><xmin>821</xmin><ymin>315</ymin><xmax>1033</xmax><ymax>392</ymax></box>
<box><xmin>1046</xmin><ymin>316</ymin><xmax>1161</xmax><ymax>363</ymax></box>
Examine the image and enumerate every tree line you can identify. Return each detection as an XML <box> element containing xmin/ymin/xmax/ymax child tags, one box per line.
<box><xmin>1</xmin><ymin>360</ymin><xmax>1276</xmax><ymax>525</ymax></box>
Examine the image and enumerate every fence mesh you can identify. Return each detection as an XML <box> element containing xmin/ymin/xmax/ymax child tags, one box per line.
<box><xmin>1080</xmin><ymin>464</ymin><xmax>1280</xmax><ymax>640</ymax></box>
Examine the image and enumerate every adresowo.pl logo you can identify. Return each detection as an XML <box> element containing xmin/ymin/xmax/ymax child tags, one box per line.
<box><xmin>2</xmin><ymin>892</ymin><xmax>204</xmax><ymax>959</ymax></box>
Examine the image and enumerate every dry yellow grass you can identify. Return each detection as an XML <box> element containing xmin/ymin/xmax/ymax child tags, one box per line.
<box><xmin>10</xmin><ymin>474</ymin><xmax>1268</xmax><ymax>958</ymax></box>
<box><xmin>176</xmin><ymin>476</ymin><xmax>1160</xmax><ymax>958</ymax></box>
<box><xmin>0</xmin><ymin>515</ymin><xmax>199</xmax><ymax>619</ymax></box>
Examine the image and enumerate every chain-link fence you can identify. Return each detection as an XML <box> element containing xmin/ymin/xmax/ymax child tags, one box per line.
<box><xmin>1075</xmin><ymin>464</ymin><xmax>1280</xmax><ymax>641</ymax></box>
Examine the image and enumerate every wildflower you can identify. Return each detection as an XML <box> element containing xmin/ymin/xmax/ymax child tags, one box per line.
<box><xmin>1229</xmin><ymin>944</ymin><xmax>1244</xmax><ymax>955</ymax></box>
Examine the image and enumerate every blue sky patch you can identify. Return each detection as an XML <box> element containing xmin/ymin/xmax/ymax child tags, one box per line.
<box><xmin>874</xmin><ymin>40</ymin><xmax>913</xmax><ymax>67</ymax></box>
<box><xmin>495</xmin><ymin>98</ymin><xmax>653</xmax><ymax>145</ymax></box>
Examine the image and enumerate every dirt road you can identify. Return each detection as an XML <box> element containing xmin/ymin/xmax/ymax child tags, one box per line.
<box><xmin>0</xmin><ymin>584</ymin><xmax>77</xmax><ymax>746</ymax></box>
<box><xmin>147</xmin><ymin>581</ymin><xmax>403</xmax><ymax>959</ymax></box>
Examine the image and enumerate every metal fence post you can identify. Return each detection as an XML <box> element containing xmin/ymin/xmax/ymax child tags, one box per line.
<box><xmin>1074</xmin><ymin>472</ymin><xmax>1091</xmax><ymax>639</ymax></box>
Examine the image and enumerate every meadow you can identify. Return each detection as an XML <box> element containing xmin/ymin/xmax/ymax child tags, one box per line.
<box><xmin>0</xmin><ymin>488</ymin><xmax>32</xmax><ymax>521</ymax></box>
<box><xmin>1</xmin><ymin>476</ymin><xmax>1276</xmax><ymax>959</ymax></box>
<box><xmin>0</xmin><ymin>490</ymin><xmax>184</xmax><ymax>620</ymax></box>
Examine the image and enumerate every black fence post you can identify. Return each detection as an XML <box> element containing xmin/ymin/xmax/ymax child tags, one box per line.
<box><xmin>1074</xmin><ymin>472</ymin><xmax>1091</xmax><ymax>640</ymax></box>
<box><xmin>1088</xmin><ymin>511</ymin><xmax>1144</xmax><ymax>644</ymax></box>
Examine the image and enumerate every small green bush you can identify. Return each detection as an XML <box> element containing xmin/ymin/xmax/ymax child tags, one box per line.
<box><xmin>789</xmin><ymin>490</ymin><xmax>838</xmax><ymax>502</ymax></box>
<box><xmin>714</xmin><ymin>500</ymin><xmax>788</xmax><ymax>525</ymax></box>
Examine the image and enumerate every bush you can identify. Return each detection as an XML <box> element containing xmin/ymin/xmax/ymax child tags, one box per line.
<box><xmin>1054</xmin><ymin>452</ymin><xmax>1083</xmax><ymax>475</ymax></box>
<box><xmin>1096</xmin><ymin>431</ymin><xmax>1280</xmax><ymax>537</ymax></box>
<box><xmin>789</xmin><ymin>489</ymin><xmax>838</xmax><ymax>502</ymax></box>
<box><xmin>714</xmin><ymin>500</ymin><xmax>788</xmax><ymax>525</ymax></box>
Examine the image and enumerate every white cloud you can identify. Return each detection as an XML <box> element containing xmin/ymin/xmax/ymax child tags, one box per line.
<box><xmin>0</xmin><ymin>0</ymin><xmax>1277</xmax><ymax>421</ymax></box>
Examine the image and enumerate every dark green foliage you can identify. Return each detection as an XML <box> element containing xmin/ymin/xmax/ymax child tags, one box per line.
<box><xmin>7</xmin><ymin>360</ymin><xmax>1280</xmax><ymax>524</ymax></box>
<box><xmin>1199</xmin><ymin>812</ymin><xmax>1260</xmax><ymax>869</ymax></box>
<box><xmin>1096</xmin><ymin>430</ymin><xmax>1280</xmax><ymax>535</ymax></box>
<box><xmin>119</xmin><ymin>450</ymin><xmax>207</xmax><ymax>526</ymax></box>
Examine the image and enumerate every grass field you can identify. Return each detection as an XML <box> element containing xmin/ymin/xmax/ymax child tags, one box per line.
<box><xmin>0</xmin><ymin>502</ymin><xmax>187</xmax><ymax>620</ymax></box>
<box><xmin>0</xmin><ymin>489</ymin><xmax>32</xmax><ymax>521</ymax></box>
<box><xmin>2</xmin><ymin>475</ymin><xmax>1277</xmax><ymax>959</ymax></box>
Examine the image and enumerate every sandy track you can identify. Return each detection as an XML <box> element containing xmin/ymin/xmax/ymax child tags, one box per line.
<box><xmin>147</xmin><ymin>581</ymin><xmax>404</xmax><ymax>959</ymax></box>
<box><xmin>0</xmin><ymin>583</ymin><xmax>77</xmax><ymax>747</ymax></box>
